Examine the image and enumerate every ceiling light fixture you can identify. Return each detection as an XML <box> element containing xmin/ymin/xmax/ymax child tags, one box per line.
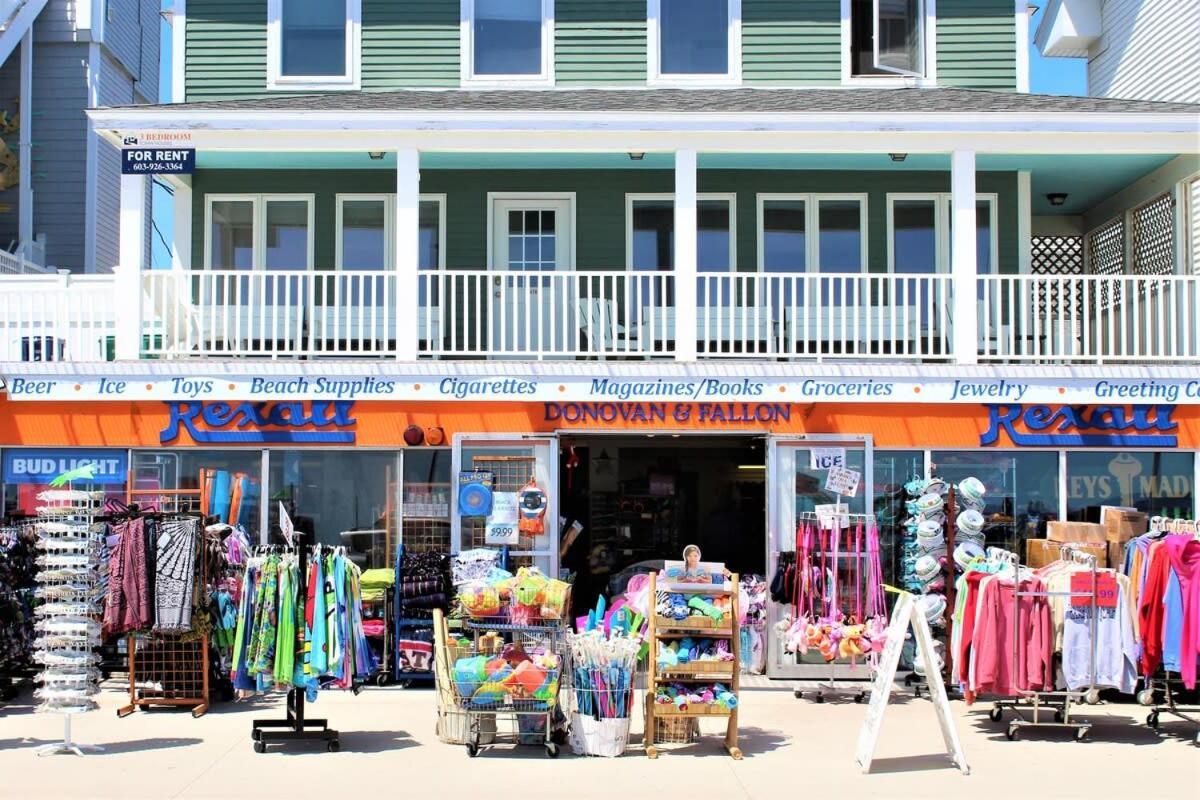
<box><xmin>1046</xmin><ymin>193</ymin><xmax>1069</xmax><ymax>207</ymax></box>
<box><xmin>368</xmin><ymin>151</ymin><xmax>385</xmax><ymax>160</ymax></box>
<box><xmin>889</xmin><ymin>153</ymin><xmax>908</xmax><ymax>163</ymax></box>
<box><xmin>628</xmin><ymin>152</ymin><xmax>645</xmax><ymax>161</ymax></box>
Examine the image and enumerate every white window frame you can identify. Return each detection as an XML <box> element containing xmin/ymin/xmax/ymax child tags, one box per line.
<box><xmin>334</xmin><ymin>194</ymin><xmax>447</xmax><ymax>271</ymax></box>
<box><xmin>486</xmin><ymin>192</ymin><xmax>577</xmax><ymax>270</ymax></box>
<box><xmin>648</xmin><ymin>0</ymin><xmax>742</xmax><ymax>87</ymax></box>
<box><xmin>267</xmin><ymin>0</ymin><xmax>361</xmax><ymax>91</ymax></box>
<box><xmin>461</xmin><ymin>0</ymin><xmax>555</xmax><ymax>88</ymax></box>
<box><xmin>203</xmin><ymin>194</ymin><xmax>315</xmax><ymax>271</ymax></box>
<box><xmin>756</xmin><ymin>193</ymin><xmax>869</xmax><ymax>274</ymax></box>
<box><xmin>624</xmin><ymin>193</ymin><xmax>738</xmax><ymax>270</ymax></box>
<box><xmin>840</xmin><ymin>0</ymin><xmax>937</xmax><ymax>87</ymax></box>
<box><xmin>885</xmin><ymin>192</ymin><xmax>998</xmax><ymax>273</ymax></box>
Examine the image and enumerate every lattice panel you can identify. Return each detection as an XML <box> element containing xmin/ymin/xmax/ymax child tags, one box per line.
<box><xmin>129</xmin><ymin>634</ymin><xmax>206</xmax><ymax>701</ymax></box>
<box><xmin>1087</xmin><ymin>217</ymin><xmax>1126</xmax><ymax>308</ymax></box>
<box><xmin>1031</xmin><ymin>236</ymin><xmax>1084</xmax><ymax>275</ymax></box>
<box><xmin>461</xmin><ymin>455</ymin><xmax>541</xmax><ymax>552</ymax></box>
<box><xmin>1131</xmin><ymin>192</ymin><xmax>1175</xmax><ymax>276</ymax></box>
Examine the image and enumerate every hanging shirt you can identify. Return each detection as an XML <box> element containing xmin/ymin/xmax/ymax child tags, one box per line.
<box><xmin>1163</xmin><ymin>569</ymin><xmax>1183</xmax><ymax>674</ymax></box>
<box><xmin>1061</xmin><ymin>580</ymin><xmax>1138</xmax><ymax>693</ymax></box>
<box><xmin>970</xmin><ymin>576</ymin><xmax>1054</xmax><ymax>697</ymax></box>
<box><xmin>1164</xmin><ymin>535</ymin><xmax>1200</xmax><ymax>689</ymax></box>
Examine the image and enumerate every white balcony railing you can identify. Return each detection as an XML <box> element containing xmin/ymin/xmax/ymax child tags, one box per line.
<box><xmin>417</xmin><ymin>270</ymin><xmax>674</xmax><ymax>359</ymax></box>
<box><xmin>142</xmin><ymin>269</ymin><xmax>402</xmax><ymax>358</ymax></box>
<box><xmin>696</xmin><ymin>273</ymin><xmax>955</xmax><ymax>360</ymax></box>
<box><xmin>979</xmin><ymin>275</ymin><xmax>1200</xmax><ymax>362</ymax></box>
<box><xmin>3</xmin><ymin>269</ymin><xmax>1199</xmax><ymax>364</ymax></box>
<box><xmin>0</xmin><ymin>273</ymin><xmax>117</xmax><ymax>361</ymax></box>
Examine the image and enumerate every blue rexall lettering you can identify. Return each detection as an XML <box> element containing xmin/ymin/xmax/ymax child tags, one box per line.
<box><xmin>980</xmin><ymin>404</ymin><xmax>1178</xmax><ymax>447</ymax></box>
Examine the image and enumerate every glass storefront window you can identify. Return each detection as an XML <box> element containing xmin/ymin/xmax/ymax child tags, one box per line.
<box><xmin>873</xmin><ymin>450</ymin><xmax>924</xmax><ymax>588</ymax></box>
<box><xmin>268</xmin><ymin>451</ymin><xmax>400</xmax><ymax>569</ymax></box>
<box><xmin>2</xmin><ymin>448</ymin><xmax>128</xmax><ymax>520</ymax></box>
<box><xmin>931</xmin><ymin>451</ymin><xmax>1060</xmax><ymax>553</ymax></box>
<box><xmin>1067</xmin><ymin>451</ymin><xmax>1195</xmax><ymax>522</ymax></box>
<box><xmin>131</xmin><ymin>451</ymin><xmax>262</xmax><ymax>541</ymax></box>
<box><xmin>401</xmin><ymin>449</ymin><xmax>452</xmax><ymax>557</ymax></box>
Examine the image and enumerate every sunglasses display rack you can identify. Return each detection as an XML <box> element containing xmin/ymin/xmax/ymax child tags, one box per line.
<box><xmin>32</xmin><ymin>489</ymin><xmax>106</xmax><ymax>756</ymax></box>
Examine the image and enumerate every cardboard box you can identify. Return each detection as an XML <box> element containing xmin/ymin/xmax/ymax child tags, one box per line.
<box><xmin>1046</xmin><ymin>521</ymin><xmax>1106</xmax><ymax>543</ymax></box>
<box><xmin>1101</xmin><ymin>507</ymin><xmax>1148</xmax><ymax>544</ymax></box>
<box><xmin>1026</xmin><ymin>539</ymin><xmax>1107</xmax><ymax>569</ymax></box>
<box><xmin>1107</xmin><ymin>541</ymin><xmax>1127</xmax><ymax>572</ymax></box>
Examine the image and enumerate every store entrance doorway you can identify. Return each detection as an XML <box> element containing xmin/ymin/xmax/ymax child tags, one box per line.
<box><xmin>557</xmin><ymin>435</ymin><xmax>766</xmax><ymax>615</ymax></box>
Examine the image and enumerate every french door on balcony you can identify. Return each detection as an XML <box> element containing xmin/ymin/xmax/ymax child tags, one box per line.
<box><xmin>489</xmin><ymin>194</ymin><xmax>574</xmax><ymax>357</ymax></box>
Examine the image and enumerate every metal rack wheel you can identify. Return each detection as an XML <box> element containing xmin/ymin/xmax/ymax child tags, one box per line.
<box><xmin>814</xmin><ymin>692</ymin><xmax>825</xmax><ymax>704</ymax></box>
<box><xmin>988</xmin><ymin>706</ymin><xmax>1003</xmax><ymax>723</ymax></box>
<box><xmin>466</xmin><ymin>742</ymin><xmax>479</xmax><ymax>758</ymax></box>
<box><xmin>1084</xmin><ymin>689</ymin><xmax>1100</xmax><ymax>705</ymax></box>
<box><xmin>327</xmin><ymin>739</ymin><xmax>341</xmax><ymax>753</ymax></box>
<box><xmin>374</xmin><ymin>674</ymin><xmax>389</xmax><ymax>688</ymax></box>
<box><xmin>1074</xmin><ymin>727</ymin><xmax>1090</xmax><ymax>742</ymax></box>
<box><xmin>854</xmin><ymin>692</ymin><xmax>866</xmax><ymax>704</ymax></box>
<box><xmin>1146</xmin><ymin>711</ymin><xmax>1159</xmax><ymax>729</ymax></box>
<box><xmin>1136</xmin><ymin>689</ymin><xmax>1155</xmax><ymax>706</ymax></box>
<box><xmin>545</xmin><ymin>743</ymin><xmax>559</xmax><ymax>758</ymax></box>
<box><xmin>1005</xmin><ymin>724</ymin><xmax>1019</xmax><ymax>741</ymax></box>
<box><xmin>793</xmin><ymin>689</ymin><xmax>803</xmax><ymax>699</ymax></box>
<box><xmin>253</xmin><ymin>741</ymin><xmax>266</xmax><ymax>754</ymax></box>
<box><xmin>1053</xmin><ymin>709</ymin><xmax>1064</xmax><ymax>724</ymax></box>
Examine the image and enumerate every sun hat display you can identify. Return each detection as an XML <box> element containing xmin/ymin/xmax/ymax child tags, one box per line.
<box><xmin>956</xmin><ymin>508</ymin><xmax>985</xmax><ymax>535</ymax></box>
<box><xmin>954</xmin><ymin>541</ymin><xmax>986</xmax><ymax>570</ymax></box>
<box><xmin>914</xmin><ymin>554</ymin><xmax>941</xmax><ymax>583</ymax></box>
<box><xmin>915</xmin><ymin>592</ymin><xmax>947</xmax><ymax>623</ymax></box>
<box><xmin>957</xmin><ymin>477</ymin><xmax>986</xmax><ymax>505</ymax></box>
<box><xmin>922</xmin><ymin>478</ymin><xmax>947</xmax><ymax>496</ymax></box>
<box><xmin>916</xmin><ymin>492</ymin><xmax>944</xmax><ymax>514</ymax></box>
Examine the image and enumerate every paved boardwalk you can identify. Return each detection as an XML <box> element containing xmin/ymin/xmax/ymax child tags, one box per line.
<box><xmin>0</xmin><ymin>680</ymin><xmax>1195</xmax><ymax>800</ymax></box>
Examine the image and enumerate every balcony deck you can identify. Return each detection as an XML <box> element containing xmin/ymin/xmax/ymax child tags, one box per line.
<box><xmin>1</xmin><ymin>269</ymin><xmax>1195</xmax><ymax>365</ymax></box>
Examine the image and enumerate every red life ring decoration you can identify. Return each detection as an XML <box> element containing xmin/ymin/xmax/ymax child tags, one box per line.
<box><xmin>517</xmin><ymin>479</ymin><xmax>549</xmax><ymax>535</ymax></box>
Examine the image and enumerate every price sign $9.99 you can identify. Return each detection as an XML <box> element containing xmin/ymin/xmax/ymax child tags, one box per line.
<box><xmin>1070</xmin><ymin>572</ymin><xmax>1118</xmax><ymax>609</ymax></box>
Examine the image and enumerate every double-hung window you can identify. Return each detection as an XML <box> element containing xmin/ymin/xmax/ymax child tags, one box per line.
<box><xmin>649</xmin><ymin>0</ymin><xmax>741</xmax><ymax>84</ymax></box>
<box><xmin>462</xmin><ymin>0</ymin><xmax>554</xmax><ymax>86</ymax></box>
<box><xmin>847</xmin><ymin>0</ymin><xmax>931</xmax><ymax>81</ymax></box>
<box><xmin>267</xmin><ymin>0</ymin><xmax>361</xmax><ymax>90</ymax></box>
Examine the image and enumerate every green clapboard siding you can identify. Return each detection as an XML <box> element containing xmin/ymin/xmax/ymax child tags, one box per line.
<box><xmin>192</xmin><ymin>169</ymin><xmax>1018</xmax><ymax>276</ymax></box>
<box><xmin>362</xmin><ymin>0</ymin><xmax>460</xmax><ymax>89</ymax></box>
<box><xmin>937</xmin><ymin>0</ymin><xmax>1018</xmax><ymax>90</ymax></box>
<box><xmin>555</xmin><ymin>1</ymin><xmax>647</xmax><ymax>84</ymax></box>
<box><xmin>742</xmin><ymin>0</ymin><xmax>841</xmax><ymax>86</ymax></box>
<box><xmin>185</xmin><ymin>0</ymin><xmax>269</xmax><ymax>102</ymax></box>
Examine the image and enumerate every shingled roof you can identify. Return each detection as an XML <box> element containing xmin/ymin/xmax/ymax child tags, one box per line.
<box><xmin>109</xmin><ymin>87</ymin><xmax>1199</xmax><ymax>115</ymax></box>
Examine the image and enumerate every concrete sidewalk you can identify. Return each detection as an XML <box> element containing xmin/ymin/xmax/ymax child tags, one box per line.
<box><xmin>0</xmin><ymin>679</ymin><xmax>1195</xmax><ymax>800</ymax></box>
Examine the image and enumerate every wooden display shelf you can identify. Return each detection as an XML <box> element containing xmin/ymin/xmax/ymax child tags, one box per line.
<box><xmin>650</xmin><ymin>700</ymin><xmax>734</xmax><ymax>717</ymax></box>
<box><xmin>654</xmin><ymin>615</ymin><xmax>729</xmax><ymax>630</ymax></box>
<box><xmin>645</xmin><ymin>572</ymin><xmax>742</xmax><ymax>760</ymax></box>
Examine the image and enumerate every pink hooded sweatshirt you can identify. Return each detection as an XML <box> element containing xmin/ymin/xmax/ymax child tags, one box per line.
<box><xmin>1165</xmin><ymin>536</ymin><xmax>1200</xmax><ymax>689</ymax></box>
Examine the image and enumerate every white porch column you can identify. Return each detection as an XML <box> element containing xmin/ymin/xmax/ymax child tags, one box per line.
<box><xmin>674</xmin><ymin>149</ymin><xmax>698</xmax><ymax>361</ymax></box>
<box><xmin>394</xmin><ymin>148</ymin><xmax>420</xmax><ymax>360</ymax></box>
<box><xmin>116</xmin><ymin>174</ymin><xmax>147</xmax><ymax>360</ymax></box>
<box><xmin>951</xmin><ymin>150</ymin><xmax>979</xmax><ymax>365</ymax></box>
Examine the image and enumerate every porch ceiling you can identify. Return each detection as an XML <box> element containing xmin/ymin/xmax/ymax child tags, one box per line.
<box><xmin>193</xmin><ymin>151</ymin><xmax>1178</xmax><ymax>217</ymax></box>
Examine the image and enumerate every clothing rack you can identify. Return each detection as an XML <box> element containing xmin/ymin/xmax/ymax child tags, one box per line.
<box><xmin>251</xmin><ymin>536</ymin><xmax>342</xmax><ymax>753</ymax></box>
<box><xmin>1135</xmin><ymin>517</ymin><xmax>1199</xmax><ymax>745</ymax></box>
<box><xmin>790</xmin><ymin>513</ymin><xmax>885</xmax><ymax>704</ymax></box>
<box><xmin>108</xmin><ymin>489</ymin><xmax>211</xmax><ymax>719</ymax></box>
<box><xmin>990</xmin><ymin>544</ymin><xmax>1101</xmax><ymax>742</ymax></box>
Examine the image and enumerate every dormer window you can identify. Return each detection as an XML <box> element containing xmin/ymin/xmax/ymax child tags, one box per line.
<box><xmin>462</xmin><ymin>0</ymin><xmax>554</xmax><ymax>86</ymax></box>
<box><xmin>649</xmin><ymin>0</ymin><xmax>741</xmax><ymax>85</ymax></box>
<box><xmin>267</xmin><ymin>0</ymin><xmax>361</xmax><ymax>90</ymax></box>
<box><xmin>849</xmin><ymin>0</ymin><xmax>929</xmax><ymax>80</ymax></box>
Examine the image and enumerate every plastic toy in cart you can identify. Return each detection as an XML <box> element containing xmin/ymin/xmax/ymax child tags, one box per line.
<box><xmin>457</xmin><ymin>566</ymin><xmax>572</xmax><ymax>626</ymax></box>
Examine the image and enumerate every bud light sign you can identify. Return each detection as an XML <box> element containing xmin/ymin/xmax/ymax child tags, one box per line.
<box><xmin>2</xmin><ymin>449</ymin><xmax>128</xmax><ymax>485</ymax></box>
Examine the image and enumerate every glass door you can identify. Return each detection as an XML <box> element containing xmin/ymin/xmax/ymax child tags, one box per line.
<box><xmin>452</xmin><ymin>434</ymin><xmax>560</xmax><ymax>576</ymax></box>
<box><xmin>766</xmin><ymin>434</ymin><xmax>874</xmax><ymax>679</ymax></box>
<box><xmin>490</xmin><ymin>198</ymin><xmax>573</xmax><ymax>355</ymax></box>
